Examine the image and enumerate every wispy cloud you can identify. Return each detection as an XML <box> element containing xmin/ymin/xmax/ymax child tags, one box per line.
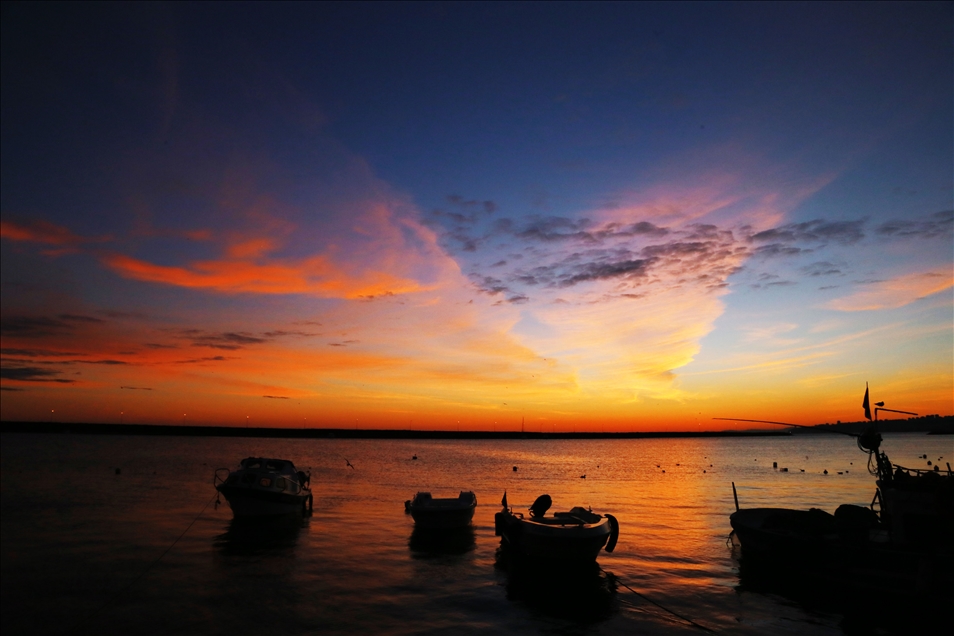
<box><xmin>175</xmin><ymin>355</ymin><xmax>233</xmax><ymax>364</ymax></box>
<box><xmin>749</xmin><ymin>219</ymin><xmax>865</xmax><ymax>246</ymax></box>
<box><xmin>0</xmin><ymin>316</ymin><xmax>75</xmax><ymax>338</ymax></box>
<box><xmin>181</xmin><ymin>330</ymin><xmax>267</xmax><ymax>350</ymax></box>
<box><xmin>100</xmin><ymin>252</ymin><xmax>423</xmax><ymax>298</ymax></box>
<box><xmin>826</xmin><ymin>271</ymin><xmax>953</xmax><ymax>311</ymax></box>
<box><xmin>875</xmin><ymin>210</ymin><xmax>952</xmax><ymax>240</ymax></box>
<box><xmin>0</xmin><ymin>219</ymin><xmax>108</xmax><ymax>248</ymax></box>
<box><xmin>0</xmin><ymin>365</ymin><xmax>75</xmax><ymax>383</ymax></box>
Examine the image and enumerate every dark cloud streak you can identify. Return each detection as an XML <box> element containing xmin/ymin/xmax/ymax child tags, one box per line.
<box><xmin>0</xmin><ymin>366</ymin><xmax>75</xmax><ymax>382</ymax></box>
<box><xmin>875</xmin><ymin>210</ymin><xmax>952</xmax><ymax>239</ymax></box>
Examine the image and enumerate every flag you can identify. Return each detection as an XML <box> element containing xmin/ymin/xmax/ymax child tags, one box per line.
<box><xmin>862</xmin><ymin>383</ymin><xmax>871</xmax><ymax>421</ymax></box>
<box><xmin>501</xmin><ymin>490</ymin><xmax>508</xmax><ymax>509</ymax></box>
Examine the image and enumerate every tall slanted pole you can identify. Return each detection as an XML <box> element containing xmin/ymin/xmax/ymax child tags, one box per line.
<box><xmin>732</xmin><ymin>482</ymin><xmax>739</xmax><ymax>512</ymax></box>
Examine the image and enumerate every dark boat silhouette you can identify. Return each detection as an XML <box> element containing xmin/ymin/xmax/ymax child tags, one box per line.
<box><xmin>495</xmin><ymin>493</ymin><xmax>619</xmax><ymax>564</ymax></box>
<box><xmin>404</xmin><ymin>491</ymin><xmax>477</xmax><ymax>529</ymax></box>
<box><xmin>214</xmin><ymin>457</ymin><xmax>313</xmax><ymax>517</ymax></box>
<box><xmin>724</xmin><ymin>389</ymin><xmax>953</xmax><ymax>601</ymax></box>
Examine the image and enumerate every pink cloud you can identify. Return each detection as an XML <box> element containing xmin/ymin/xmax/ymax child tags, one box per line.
<box><xmin>826</xmin><ymin>271</ymin><xmax>953</xmax><ymax>311</ymax></box>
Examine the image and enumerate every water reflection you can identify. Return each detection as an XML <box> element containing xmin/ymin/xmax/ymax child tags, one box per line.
<box><xmin>407</xmin><ymin>525</ymin><xmax>476</xmax><ymax>557</ymax></box>
<box><xmin>214</xmin><ymin>514</ymin><xmax>305</xmax><ymax>555</ymax></box>
<box><xmin>494</xmin><ymin>542</ymin><xmax>618</xmax><ymax>623</ymax></box>
<box><xmin>734</xmin><ymin>550</ymin><xmax>948</xmax><ymax>632</ymax></box>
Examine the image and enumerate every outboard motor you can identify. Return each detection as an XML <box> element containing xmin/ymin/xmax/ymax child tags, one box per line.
<box><xmin>530</xmin><ymin>494</ymin><xmax>552</xmax><ymax>518</ymax></box>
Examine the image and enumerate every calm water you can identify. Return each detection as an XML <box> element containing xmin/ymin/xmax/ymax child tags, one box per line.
<box><xmin>1</xmin><ymin>432</ymin><xmax>950</xmax><ymax>635</ymax></box>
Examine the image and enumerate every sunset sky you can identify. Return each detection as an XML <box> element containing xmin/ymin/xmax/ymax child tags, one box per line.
<box><xmin>2</xmin><ymin>3</ymin><xmax>951</xmax><ymax>430</ymax></box>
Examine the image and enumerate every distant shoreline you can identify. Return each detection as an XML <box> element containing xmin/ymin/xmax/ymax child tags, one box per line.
<box><xmin>1</xmin><ymin>417</ymin><xmax>950</xmax><ymax>439</ymax></box>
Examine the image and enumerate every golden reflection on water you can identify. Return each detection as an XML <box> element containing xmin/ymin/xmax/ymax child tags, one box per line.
<box><xmin>1</xmin><ymin>433</ymin><xmax>950</xmax><ymax>635</ymax></box>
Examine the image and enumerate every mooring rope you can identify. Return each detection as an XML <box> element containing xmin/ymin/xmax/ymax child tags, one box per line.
<box><xmin>65</xmin><ymin>490</ymin><xmax>220</xmax><ymax>635</ymax></box>
<box><xmin>600</xmin><ymin>566</ymin><xmax>717</xmax><ymax>633</ymax></box>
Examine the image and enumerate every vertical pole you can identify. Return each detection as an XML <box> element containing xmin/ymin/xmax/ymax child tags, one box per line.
<box><xmin>732</xmin><ymin>482</ymin><xmax>740</xmax><ymax>512</ymax></box>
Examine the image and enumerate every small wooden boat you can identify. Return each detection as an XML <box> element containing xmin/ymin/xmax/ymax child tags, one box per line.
<box><xmin>404</xmin><ymin>491</ymin><xmax>477</xmax><ymax>529</ymax></box>
<box><xmin>214</xmin><ymin>457</ymin><xmax>312</xmax><ymax>517</ymax></box>
<box><xmin>495</xmin><ymin>493</ymin><xmax>619</xmax><ymax>563</ymax></box>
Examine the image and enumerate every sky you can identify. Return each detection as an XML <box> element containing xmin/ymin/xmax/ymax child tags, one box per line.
<box><xmin>1</xmin><ymin>2</ymin><xmax>951</xmax><ymax>431</ymax></box>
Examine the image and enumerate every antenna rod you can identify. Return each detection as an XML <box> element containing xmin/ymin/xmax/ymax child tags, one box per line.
<box><xmin>712</xmin><ymin>417</ymin><xmax>859</xmax><ymax>437</ymax></box>
<box><xmin>874</xmin><ymin>407</ymin><xmax>917</xmax><ymax>421</ymax></box>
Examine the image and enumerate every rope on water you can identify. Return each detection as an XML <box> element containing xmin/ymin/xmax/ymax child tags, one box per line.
<box><xmin>600</xmin><ymin>566</ymin><xmax>717</xmax><ymax>633</ymax></box>
<box><xmin>65</xmin><ymin>490</ymin><xmax>220</xmax><ymax>635</ymax></box>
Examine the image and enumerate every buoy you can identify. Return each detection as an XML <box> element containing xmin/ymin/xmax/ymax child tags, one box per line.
<box><xmin>513</xmin><ymin>466</ymin><xmax>517</xmax><ymax>472</ymax></box>
<box><xmin>781</xmin><ymin>467</ymin><xmax>788</xmax><ymax>472</ymax></box>
<box><xmin>824</xmin><ymin>469</ymin><xmax>828</xmax><ymax>475</ymax></box>
<box><xmin>580</xmin><ymin>474</ymin><xmax>586</xmax><ymax>479</ymax></box>
<box><xmin>703</xmin><ymin>470</ymin><xmax>706</xmax><ymax>473</ymax></box>
<box><xmin>773</xmin><ymin>462</ymin><xmax>777</xmax><ymax>468</ymax></box>
<box><xmin>412</xmin><ymin>455</ymin><xmax>417</xmax><ymax>460</ymax></box>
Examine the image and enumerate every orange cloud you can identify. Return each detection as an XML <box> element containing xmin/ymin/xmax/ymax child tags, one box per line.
<box><xmin>0</xmin><ymin>219</ymin><xmax>106</xmax><ymax>246</ymax></box>
<box><xmin>225</xmin><ymin>237</ymin><xmax>280</xmax><ymax>259</ymax></box>
<box><xmin>100</xmin><ymin>252</ymin><xmax>424</xmax><ymax>298</ymax></box>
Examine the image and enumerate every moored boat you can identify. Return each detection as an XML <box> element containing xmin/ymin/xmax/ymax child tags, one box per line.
<box><xmin>726</xmin><ymin>389</ymin><xmax>953</xmax><ymax>598</ymax></box>
<box><xmin>495</xmin><ymin>493</ymin><xmax>619</xmax><ymax>563</ymax></box>
<box><xmin>404</xmin><ymin>491</ymin><xmax>477</xmax><ymax>529</ymax></box>
<box><xmin>214</xmin><ymin>457</ymin><xmax>313</xmax><ymax>517</ymax></box>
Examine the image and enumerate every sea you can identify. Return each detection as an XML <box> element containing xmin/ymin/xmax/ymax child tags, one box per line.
<box><xmin>1</xmin><ymin>432</ymin><xmax>950</xmax><ymax>635</ymax></box>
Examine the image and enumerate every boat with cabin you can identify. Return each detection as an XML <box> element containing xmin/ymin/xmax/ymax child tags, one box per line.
<box><xmin>214</xmin><ymin>457</ymin><xmax>313</xmax><ymax>517</ymax></box>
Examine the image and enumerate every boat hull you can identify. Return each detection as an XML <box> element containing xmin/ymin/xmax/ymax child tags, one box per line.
<box><xmin>217</xmin><ymin>484</ymin><xmax>310</xmax><ymax>517</ymax></box>
<box><xmin>496</xmin><ymin>511</ymin><xmax>612</xmax><ymax>563</ymax></box>
<box><xmin>410</xmin><ymin>506</ymin><xmax>476</xmax><ymax>529</ymax></box>
<box><xmin>406</xmin><ymin>491</ymin><xmax>477</xmax><ymax>529</ymax></box>
<box><xmin>730</xmin><ymin>507</ymin><xmax>953</xmax><ymax>598</ymax></box>
<box><xmin>730</xmin><ymin>507</ymin><xmax>835</xmax><ymax>561</ymax></box>
<box><xmin>214</xmin><ymin>457</ymin><xmax>312</xmax><ymax>518</ymax></box>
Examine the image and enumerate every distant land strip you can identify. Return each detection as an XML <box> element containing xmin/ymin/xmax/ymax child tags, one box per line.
<box><xmin>0</xmin><ymin>417</ymin><xmax>951</xmax><ymax>439</ymax></box>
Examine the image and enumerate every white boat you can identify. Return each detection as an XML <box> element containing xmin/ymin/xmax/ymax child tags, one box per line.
<box><xmin>404</xmin><ymin>491</ymin><xmax>477</xmax><ymax>529</ymax></box>
<box><xmin>495</xmin><ymin>494</ymin><xmax>619</xmax><ymax>563</ymax></box>
<box><xmin>214</xmin><ymin>457</ymin><xmax>312</xmax><ymax>517</ymax></box>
